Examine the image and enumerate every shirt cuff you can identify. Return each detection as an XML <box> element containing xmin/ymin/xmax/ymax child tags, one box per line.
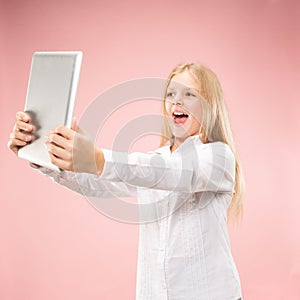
<box><xmin>99</xmin><ymin>148</ymin><xmax>116</xmax><ymax>180</ymax></box>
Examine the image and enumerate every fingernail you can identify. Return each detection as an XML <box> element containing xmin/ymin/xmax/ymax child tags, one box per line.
<box><xmin>26</xmin><ymin>135</ymin><xmax>32</xmax><ymax>141</ymax></box>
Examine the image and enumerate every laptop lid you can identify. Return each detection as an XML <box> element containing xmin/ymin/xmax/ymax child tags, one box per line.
<box><xmin>18</xmin><ymin>51</ymin><xmax>83</xmax><ymax>172</ymax></box>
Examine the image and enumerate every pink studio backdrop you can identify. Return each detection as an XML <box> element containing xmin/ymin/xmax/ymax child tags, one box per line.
<box><xmin>1</xmin><ymin>0</ymin><xmax>300</xmax><ymax>299</ymax></box>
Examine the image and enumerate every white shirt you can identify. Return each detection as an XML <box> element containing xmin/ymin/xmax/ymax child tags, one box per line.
<box><xmin>34</xmin><ymin>135</ymin><xmax>243</xmax><ymax>300</ymax></box>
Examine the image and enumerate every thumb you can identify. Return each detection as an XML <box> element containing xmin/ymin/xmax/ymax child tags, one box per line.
<box><xmin>71</xmin><ymin>117</ymin><xmax>77</xmax><ymax>131</ymax></box>
<box><xmin>71</xmin><ymin>117</ymin><xmax>86</xmax><ymax>136</ymax></box>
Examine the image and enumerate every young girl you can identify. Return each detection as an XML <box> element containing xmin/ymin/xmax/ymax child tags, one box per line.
<box><xmin>8</xmin><ymin>63</ymin><xmax>244</xmax><ymax>300</ymax></box>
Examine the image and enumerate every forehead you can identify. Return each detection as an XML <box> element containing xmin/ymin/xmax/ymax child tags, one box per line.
<box><xmin>168</xmin><ymin>71</ymin><xmax>198</xmax><ymax>90</ymax></box>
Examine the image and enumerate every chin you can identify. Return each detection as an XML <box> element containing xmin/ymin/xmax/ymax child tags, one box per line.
<box><xmin>171</xmin><ymin>127</ymin><xmax>192</xmax><ymax>139</ymax></box>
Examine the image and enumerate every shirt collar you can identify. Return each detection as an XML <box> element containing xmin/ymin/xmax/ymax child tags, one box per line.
<box><xmin>155</xmin><ymin>134</ymin><xmax>204</xmax><ymax>155</ymax></box>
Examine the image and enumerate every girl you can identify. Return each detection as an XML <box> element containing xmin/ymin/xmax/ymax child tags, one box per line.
<box><xmin>8</xmin><ymin>63</ymin><xmax>244</xmax><ymax>300</ymax></box>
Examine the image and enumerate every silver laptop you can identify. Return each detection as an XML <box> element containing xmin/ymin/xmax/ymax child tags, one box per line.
<box><xmin>18</xmin><ymin>51</ymin><xmax>83</xmax><ymax>172</ymax></box>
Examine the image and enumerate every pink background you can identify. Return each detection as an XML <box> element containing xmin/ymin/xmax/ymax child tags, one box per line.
<box><xmin>1</xmin><ymin>0</ymin><xmax>300</xmax><ymax>299</ymax></box>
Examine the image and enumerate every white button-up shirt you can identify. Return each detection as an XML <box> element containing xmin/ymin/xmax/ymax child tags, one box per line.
<box><xmin>34</xmin><ymin>135</ymin><xmax>242</xmax><ymax>300</ymax></box>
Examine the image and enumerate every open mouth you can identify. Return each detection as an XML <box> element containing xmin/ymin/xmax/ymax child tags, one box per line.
<box><xmin>172</xmin><ymin>111</ymin><xmax>189</xmax><ymax>125</ymax></box>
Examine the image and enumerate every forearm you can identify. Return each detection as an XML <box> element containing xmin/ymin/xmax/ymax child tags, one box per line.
<box><xmin>30</xmin><ymin>162</ymin><xmax>137</xmax><ymax>198</ymax></box>
<box><xmin>98</xmin><ymin>142</ymin><xmax>235</xmax><ymax>193</ymax></box>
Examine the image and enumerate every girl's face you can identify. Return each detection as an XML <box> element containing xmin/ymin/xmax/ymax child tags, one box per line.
<box><xmin>165</xmin><ymin>70</ymin><xmax>203</xmax><ymax>140</ymax></box>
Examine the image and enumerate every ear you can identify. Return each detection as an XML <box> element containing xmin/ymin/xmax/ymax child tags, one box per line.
<box><xmin>71</xmin><ymin>117</ymin><xmax>77</xmax><ymax>131</ymax></box>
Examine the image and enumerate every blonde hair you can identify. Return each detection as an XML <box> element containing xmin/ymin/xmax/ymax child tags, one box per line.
<box><xmin>160</xmin><ymin>63</ymin><xmax>245</xmax><ymax>225</ymax></box>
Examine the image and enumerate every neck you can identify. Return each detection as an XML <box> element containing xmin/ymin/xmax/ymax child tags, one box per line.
<box><xmin>170</xmin><ymin>134</ymin><xmax>202</xmax><ymax>153</ymax></box>
<box><xmin>170</xmin><ymin>136</ymin><xmax>188</xmax><ymax>153</ymax></box>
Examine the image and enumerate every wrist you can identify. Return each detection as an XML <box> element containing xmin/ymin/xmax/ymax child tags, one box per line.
<box><xmin>95</xmin><ymin>147</ymin><xmax>105</xmax><ymax>176</ymax></box>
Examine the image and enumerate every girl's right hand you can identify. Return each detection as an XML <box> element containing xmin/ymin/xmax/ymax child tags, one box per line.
<box><xmin>8</xmin><ymin>111</ymin><xmax>36</xmax><ymax>156</ymax></box>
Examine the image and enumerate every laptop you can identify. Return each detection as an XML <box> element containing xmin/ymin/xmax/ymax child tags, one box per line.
<box><xmin>18</xmin><ymin>51</ymin><xmax>83</xmax><ymax>172</ymax></box>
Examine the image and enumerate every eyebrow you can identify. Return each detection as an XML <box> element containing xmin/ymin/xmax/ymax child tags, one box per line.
<box><xmin>167</xmin><ymin>86</ymin><xmax>200</xmax><ymax>93</ymax></box>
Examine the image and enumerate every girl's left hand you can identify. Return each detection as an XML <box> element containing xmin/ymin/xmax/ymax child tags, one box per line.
<box><xmin>45</xmin><ymin>117</ymin><xmax>104</xmax><ymax>174</ymax></box>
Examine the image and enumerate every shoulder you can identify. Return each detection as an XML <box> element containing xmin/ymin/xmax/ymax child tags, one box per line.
<box><xmin>194</xmin><ymin>141</ymin><xmax>235</xmax><ymax>169</ymax></box>
<box><xmin>197</xmin><ymin>141</ymin><xmax>233</xmax><ymax>155</ymax></box>
<box><xmin>149</xmin><ymin>143</ymin><xmax>171</xmax><ymax>155</ymax></box>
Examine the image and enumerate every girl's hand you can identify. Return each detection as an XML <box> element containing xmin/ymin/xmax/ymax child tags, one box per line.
<box><xmin>45</xmin><ymin>118</ymin><xmax>104</xmax><ymax>175</ymax></box>
<box><xmin>8</xmin><ymin>111</ymin><xmax>36</xmax><ymax>156</ymax></box>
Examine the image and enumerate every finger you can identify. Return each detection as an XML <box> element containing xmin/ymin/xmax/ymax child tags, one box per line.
<box><xmin>53</xmin><ymin>125</ymin><xmax>75</xmax><ymax>140</ymax></box>
<box><xmin>47</xmin><ymin>133</ymin><xmax>72</xmax><ymax>151</ymax></box>
<box><xmin>7</xmin><ymin>142</ymin><xmax>19</xmax><ymax>155</ymax></box>
<box><xmin>71</xmin><ymin>117</ymin><xmax>77</xmax><ymax>131</ymax></box>
<box><xmin>16</xmin><ymin>111</ymin><xmax>31</xmax><ymax>123</ymax></box>
<box><xmin>8</xmin><ymin>138</ymin><xmax>27</xmax><ymax>148</ymax></box>
<box><xmin>30</xmin><ymin>162</ymin><xmax>42</xmax><ymax>169</ymax></box>
<box><xmin>10</xmin><ymin>131</ymin><xmax>34</xmax><ymax>142</ymax></box>
<box><xmin>48</xmin><ymin>152</ymin><xmax>72</xmax><ymax>171</ymax></box>
<box><xmin>14</xmin><ymin>120</ymin><xmax>35</xmax><ymax>132</ymax></box>
<box><xmin>46</xmin><ymin>141</ymin><xmax>71</xmax><ymax>161</ymax></box>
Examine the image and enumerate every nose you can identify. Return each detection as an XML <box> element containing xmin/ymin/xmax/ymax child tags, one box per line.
<box><xmin>172</xmin><ymin>94</ymin><xmax>183</xmax><ymax>106</ymax></box>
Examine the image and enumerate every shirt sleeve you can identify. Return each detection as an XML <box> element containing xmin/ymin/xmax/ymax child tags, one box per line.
<box><xmin>30</xmin><ymin>163</ymin><xmax>137</xmax><ymax>198</ymax></box>
<box><xmin>99</xmin><ymin>141</ymin><xmax>236</xmax><ymax>194</ymax></box>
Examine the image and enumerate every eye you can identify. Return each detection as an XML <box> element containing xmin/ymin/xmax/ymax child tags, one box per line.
<box><xmin>186</xmin><ymin>92</ymin><xmax>196</xmax><ymax>97</ymax></box>
<box><xmin>166</xmin><ymin>91</ymin><xmax>175</xmax><ymax>97</ymax></box>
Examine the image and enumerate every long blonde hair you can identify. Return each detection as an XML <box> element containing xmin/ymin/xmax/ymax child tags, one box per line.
<box><xmin>160</xmin><ymin>63</ymin><xmax>245</xmax><ymax>225</ymax></box>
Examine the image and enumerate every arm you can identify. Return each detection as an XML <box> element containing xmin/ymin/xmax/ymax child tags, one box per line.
<box><xmin>98</xmin><ymin>141</ymin><xmax>236</xmax><ymax>194</ymax></box>
<box><xmin>30</xmin><ymin>163</ymin><xmax>137</xmax><ymax>198</ymax></box>
<box><xmin>46</xmin><ymin>124</ymin><xmax>235</xmax><ymax>194</ymax></box>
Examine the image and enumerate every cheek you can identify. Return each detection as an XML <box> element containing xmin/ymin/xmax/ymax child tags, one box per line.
<box><xmin>164</xmin><ymin>102</ymin><xmax>172</xmax><ymax>114</ymax></box>
<box><xmin>187</xmin><ymin>102</ymin><xmax>202</xmax><ymax>124</ymax></box>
